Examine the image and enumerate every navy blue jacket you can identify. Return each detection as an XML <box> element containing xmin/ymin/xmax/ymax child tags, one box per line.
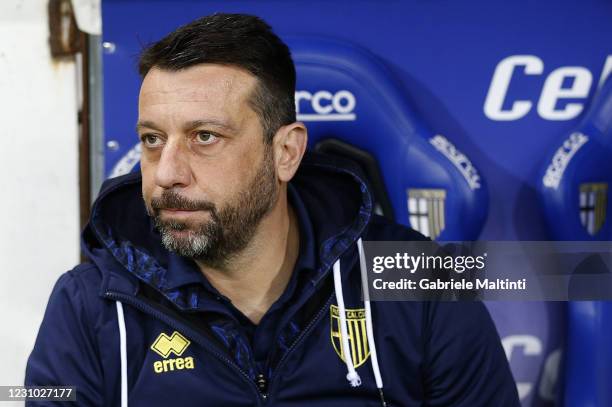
<box><xmin>26</xmin><ymin>152</ymin><xmax>519</xmax><ymax>406</ymax></box>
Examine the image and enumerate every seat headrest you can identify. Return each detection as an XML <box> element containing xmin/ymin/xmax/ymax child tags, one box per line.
<box><xmin>289</xmin><ymin>37</ymin><xmax>488</xmax><ymax>240</ymax></box>
<box><xmin>539</xmin><ymin>78</ymin><xmax>612</xmax><ymax>240</ymax></box>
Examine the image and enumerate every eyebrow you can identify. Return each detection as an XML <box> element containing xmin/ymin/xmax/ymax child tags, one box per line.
<box><xmin>136</xmin><ymin>119</ymin><xmax>237</xmax><ymax>133</ymax></box>
<box><xmin>136</xmin><ymin>120</ymin><xmax>161</xmax><ymax>133</ymax></box>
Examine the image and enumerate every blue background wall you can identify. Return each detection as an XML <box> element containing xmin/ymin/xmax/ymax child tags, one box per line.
<box><xmin>101</xmin><ymin>1</ymin><xmax>612</xmax><ymax>405</ymax></box>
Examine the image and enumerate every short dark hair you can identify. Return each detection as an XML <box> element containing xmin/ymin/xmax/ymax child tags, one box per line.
<box><xmin>138</xmin><ymin>13</ymin><xmax>296</xmax><ymax>143</ymax></box>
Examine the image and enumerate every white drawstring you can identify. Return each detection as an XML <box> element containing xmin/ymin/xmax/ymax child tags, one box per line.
<box><xmin>358</xmin><ymin>238</ymin><xmax>387</xmax><ymax>406</ymax></box>
<box><xmin>116</xmin><ymin>301</ymin><xmax>128</xmax><ymax>407</ymax></box>
<box><xmin>332</xmin><ymin>238</ymin><xmax>387</xmax><ymax>405</ymax></box>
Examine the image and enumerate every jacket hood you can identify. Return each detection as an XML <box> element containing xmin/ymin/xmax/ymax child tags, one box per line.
<box><xmin>82</xmin><ymin>150</ymin><xmax>373</xmax><ymax>303</ymax></box>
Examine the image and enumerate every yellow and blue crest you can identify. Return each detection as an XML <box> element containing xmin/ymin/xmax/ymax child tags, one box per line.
<box><xmin>330</xmin><ymin>305</ymin><xmax>370</xmax><ymax>368</ymax></box>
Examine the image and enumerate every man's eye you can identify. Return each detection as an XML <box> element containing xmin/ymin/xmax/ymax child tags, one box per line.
<box><xmin>194</xmin><ymin>131</ymin><xmax>218</xmax><ymax>145</ymax></box>
<box><xmin>141</xmin><ymin>134</ymin><xmax>162</xmax><ymax>147</ymax></box>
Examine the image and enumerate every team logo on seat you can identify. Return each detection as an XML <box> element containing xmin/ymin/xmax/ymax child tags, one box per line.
<box><xmin>407</xmin><ymin>189</ymin><xmax>446</xmax><ymax>239</ymax></box>
<box><xmin>151</xmin><ymin>331</ymin><xmax>195</xmax><ymax>374</ymax></box>
<box><xmin>330</xmin><ymin>305</ymin><xmax>370</xmax><ymax>368</ymax></box>
<box><xmin>579</xmin><ymin>183</ymin><xmax>608</xmax><ymax>235</ymax></box>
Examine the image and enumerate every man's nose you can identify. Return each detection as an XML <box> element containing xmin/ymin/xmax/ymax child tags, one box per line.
<box><xmin>154</xmin><ymin>140</ymin><xmax>191</xmax><ymax>189</ymax></box>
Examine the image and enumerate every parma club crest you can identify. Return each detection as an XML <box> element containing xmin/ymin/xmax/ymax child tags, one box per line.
<box><xmin>330</xmin><ymin>305</ymin><xmax>370</xmax><ymax>368</ymax></box>
<box><xmin>407</xmin><ymin>188</ymin><xmax>447</xmax><ymax>239</ymax></box>
<box><xmin>580</xmin><ymin>183</ymin><xmax>608</xmax><ymax>235</ymax></box>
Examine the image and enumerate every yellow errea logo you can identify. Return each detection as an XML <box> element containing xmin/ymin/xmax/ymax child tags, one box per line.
<box><xmin>151</xmin><ymin>331</ymin><xmax>195</xmax><ymax>374</ymax></box>
<box><xmin>151</xmin><ymin>331</ymin><xmax>190</xmax><ymax>358</ymax></box>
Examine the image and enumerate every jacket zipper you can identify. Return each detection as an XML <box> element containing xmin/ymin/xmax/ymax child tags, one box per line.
<box><xmin>265</xmin><ymin>252</ymin><xmax>358</xmax><ymax>369</ymax></box>
<box><xmin>104</xmin><ymin>291</ymin><xmax>268</xmax><ymax>404</ymax></box>
<box><xmin>266</xmin><ymin>293</ymin><xmax>335</xmax><ymax>397</ymax></box>
<box><xmin>262</xmin><ymin>250</ymin><xmax>357</xmax><ymax>398</ymax></box>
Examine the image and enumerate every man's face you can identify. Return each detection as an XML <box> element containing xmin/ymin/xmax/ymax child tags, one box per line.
<box><xmin>138</xmin><ymin>65</ymin><xmax>279</xmax><ymax>265</ymax></box>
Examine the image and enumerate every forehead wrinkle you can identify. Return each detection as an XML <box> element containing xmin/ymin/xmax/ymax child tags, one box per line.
<box><xmin>141</xmin><ymin>65</ymin><xmax>256</xmax><ymax>102</ymax></box>
<box><xmin>141</xmin><ymin>81</ymin><xmax>250</xmax><ymax>107</ymax></box>
<box><xmin>139</xmin><ymin>65</ymin><xmax>260</xmax><ymax>133</ymax></box>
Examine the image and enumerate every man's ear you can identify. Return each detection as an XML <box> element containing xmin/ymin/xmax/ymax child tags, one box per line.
<box><xmin>273</xmin><ymin>122</ymin><xmax>308</xmax><ymax>182</ymax></box>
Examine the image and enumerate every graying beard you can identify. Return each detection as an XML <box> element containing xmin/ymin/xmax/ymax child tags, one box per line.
<box><xmin>155</xmin><ymin>218</ymin><xmax>216</xmax><ymax>259</ymax></box>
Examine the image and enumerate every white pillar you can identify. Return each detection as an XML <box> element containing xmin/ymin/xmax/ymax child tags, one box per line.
<box><xmin>0</xmin><ymin>0</ymin><xmax>80</xmax><ymax>393</ymax></box>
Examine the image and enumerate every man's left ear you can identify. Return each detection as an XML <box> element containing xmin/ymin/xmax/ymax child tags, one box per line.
<box><xmin>273</xmin><ymin>122</ymin><xmax>308</xmax><ymax>182</ymax></box>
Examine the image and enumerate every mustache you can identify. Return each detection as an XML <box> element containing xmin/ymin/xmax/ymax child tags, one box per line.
<box><xmin>150</xmin><ymin>190</ymin><xmax>216</xmax><ymax>212</ymax></box>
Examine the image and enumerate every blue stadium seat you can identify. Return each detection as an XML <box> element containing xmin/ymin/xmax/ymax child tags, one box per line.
<box><xmin>539</xmin><ymin>78</ymin><xmax>612</xmax><ymax>405</ymax></box>
<box><xmin>564</xmin><ymin>301</ymin><xmax>612</xmax><ymax>406</ymax></box>
<box><xmin>289</xmin><ymin>37</ymin><xmax>488</xmax><ymax>240</ymax></box>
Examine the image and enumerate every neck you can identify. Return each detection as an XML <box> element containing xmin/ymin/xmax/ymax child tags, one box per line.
<box><xmin>195</xmin><ymin>186</ymin><xmax>300</xmax><ymax>324</ymax></box>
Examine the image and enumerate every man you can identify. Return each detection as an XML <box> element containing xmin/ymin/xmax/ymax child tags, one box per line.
<box><xmin>26</xmin><ymin>13</ymin><xmax>519</xmax><ymax>406</ymax></box>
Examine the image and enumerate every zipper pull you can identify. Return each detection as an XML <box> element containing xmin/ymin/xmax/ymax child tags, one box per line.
<box><xmin>256</xmin><ymin>373</ymin><xmax>268</xmax><ymax>398</ymax></box>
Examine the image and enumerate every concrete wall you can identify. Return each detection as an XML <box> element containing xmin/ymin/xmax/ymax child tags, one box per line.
<box><xmin>0</xmin><ymin>0</ymin><xmax>80</xmax><ymax>396</ymax></box>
